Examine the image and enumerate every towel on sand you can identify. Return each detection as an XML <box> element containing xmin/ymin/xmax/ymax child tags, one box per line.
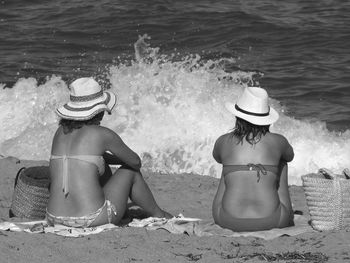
<box><xmin>0</xmin><ymin>220</ymin><xmax>118</xmax><ymax>237</ymax></box>
<box><xmin>129</xmin><ymin>214</ymin><xmax>314</xmax><ymax>240</ymax></box>
<box><xmin>0</xmin><ymin>214</ymin><xmax>313</xmax><ymax>239</ymax></box>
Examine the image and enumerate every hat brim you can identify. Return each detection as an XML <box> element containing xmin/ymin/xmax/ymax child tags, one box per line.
<box><xmin>56</xmin><ymin>91</ymin><xmax>117</xmax><ymax>121</ymax></box>
<box><xmin>225</xmin><ymin>102</ymin><xmax>279</xmax><ymax>126</ymax></box>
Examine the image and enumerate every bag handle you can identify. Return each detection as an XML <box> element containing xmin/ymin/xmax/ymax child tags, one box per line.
<box><xmin>14</xmin><ymin>167</ymin><xmax>26</xmax><ymax>187</ymax></box>
<box><xmin>343</xmin><ymin>168</ymin><xmax>350</xmax><ymax>179</ymax></box>
<box><xmin>318</xmin><ymin>168</ymin><xmax>336</xmax><ymax>179</ymax></box>
<box><xmin>319</xmin><ymin>168</ymin><xmax>350</xmax><ymax>180</ymax></box>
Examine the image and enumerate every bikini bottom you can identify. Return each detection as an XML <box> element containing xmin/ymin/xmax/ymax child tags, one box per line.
<box><xmin>219</xmin><ymin>203</ymin><xmax>286</xmax><ymax>232</ymax></box>
<box><xmin>46</xmin><ymin>200</ymin><xmax>117</xmax><ymax>228</ymax></box>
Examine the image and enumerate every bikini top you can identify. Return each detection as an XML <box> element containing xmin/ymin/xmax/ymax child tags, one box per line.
<box><xmin>50</xmin><ymin>154</ymin><xmax>105</xmax><ymax>197</ymax></box>
<box><xmin>223</xmin><ymin>163</ymin><xmax>280</xmax><ymax>182</ymax></box>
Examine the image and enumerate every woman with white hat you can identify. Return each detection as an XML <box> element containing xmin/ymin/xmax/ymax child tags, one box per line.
<box><xmin>46</xmin><ymin>77</ymin><xmax>172</xmax><ymax>227</ymax></box>
<box><xmin>212</xmin><ymin>87</ymin><xmax>294</xmax><ymax>232</ymax></box>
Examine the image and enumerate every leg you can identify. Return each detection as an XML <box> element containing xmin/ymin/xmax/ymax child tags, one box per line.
<box><xmin>99</xmin><ymin>161</ymin><xmax>114</xmax><ymax>187</ymax></box>
<box><xmin>103</xmin><ymin>166</ymin><xmax>172</xmax><ymax>224</ymax></box>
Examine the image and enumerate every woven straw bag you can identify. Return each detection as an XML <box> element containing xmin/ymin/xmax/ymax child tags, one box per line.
<box><xmin>302</xmin><ymin>168</ymin><xmax>350</xmax><ymax>231</ymax></box>
<box><xmin>9</xmin><ymin>166</ymin><xmax>50</xmax><ymax>219</ymax></box>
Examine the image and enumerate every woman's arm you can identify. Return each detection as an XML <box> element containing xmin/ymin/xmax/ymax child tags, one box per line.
<box><xmin>102</xmin><ymin>128</ymin><xmax>141</xmax><ymax>171</ymax></box>
<box><xmin>213</xmin><ymin>135</ymin><xmax>225</xmax><ymax>164</ymax></box>
<box><xmin>103</xmin><ymin>151</ymin><xmax>123</xmax><ymax>165</ymax></box>
<box><xmin>279</xmin><ymin>135</ymin><xmax>294</xmax><ymax>163</ymax></box>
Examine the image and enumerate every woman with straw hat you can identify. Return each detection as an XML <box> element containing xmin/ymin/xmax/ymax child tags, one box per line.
<box><xmin>212</xmin><ymin>86</ymin><xmax>294</xmax><ymax>232</ymax></box>
<box><xmin>46</xmin><ymin>77</ymin><xmax>172</xmax><ymax>227</ymax></box>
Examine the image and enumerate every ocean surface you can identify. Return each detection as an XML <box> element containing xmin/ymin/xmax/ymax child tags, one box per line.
<box><xmin>0</xmin><ymin>0</ymin><xmax>349</xmax><ymax>185</ymax></box>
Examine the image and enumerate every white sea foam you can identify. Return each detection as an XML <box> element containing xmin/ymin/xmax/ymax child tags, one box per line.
<box><xmin>0</xmin><ymin>38</ymin><xmax>349</xmax><ymax>185</ymax></box>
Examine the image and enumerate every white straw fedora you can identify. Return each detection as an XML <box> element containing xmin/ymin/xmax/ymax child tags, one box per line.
<box><xmin>225</xmin><ymin>87</ymin><xmax>279</xmax><ymax>125</ymax></box>
<box><xmin>56</xmin><ymin>77</ymin><xmax>117</xmax><ymax>120</ymax></box>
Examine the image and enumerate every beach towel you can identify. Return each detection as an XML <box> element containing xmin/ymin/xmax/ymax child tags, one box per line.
<box><xmin>0</xmin><ymin>220</ymin><xmax>119</xmax><ymax>237</ymax></box>
<box><xmin>0</xmin><ymin>214</ymin><xmax>313</xmax><ymax>239</ymax></box>
<box><xmin>128</xmin><ymin>213</ymin><xmax>314</xmax><ymax>240</ymax></box>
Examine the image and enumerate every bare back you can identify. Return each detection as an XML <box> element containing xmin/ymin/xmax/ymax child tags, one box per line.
<box><xmin>212</xmin><ymin>132</ymin><xmax>294</xmax><ymax>219</ymax></box>
<box><xmin>48</xmin><ymin>124</ymin><xmax>140</xmax><ymax>217</ymax></box>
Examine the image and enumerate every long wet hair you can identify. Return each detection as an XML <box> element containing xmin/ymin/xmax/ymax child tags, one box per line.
<box><xmin>59</xmin><ymin>112</ymin><xmax>104</xmax><ymax>134</ymax></box>
<box><xmin>232</xmin><ymin>117</ymin><xmax>270</xmax><ymax>145</ymax></box>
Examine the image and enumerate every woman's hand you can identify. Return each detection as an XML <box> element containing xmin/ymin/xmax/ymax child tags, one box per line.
<box><xmin>103</xmin><ymin>151</ymin><xmax>123</xmax><ymax>165</ymax></box>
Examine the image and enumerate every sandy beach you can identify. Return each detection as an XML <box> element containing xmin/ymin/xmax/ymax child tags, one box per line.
<box><xmin>0</xmin><ymin>157</ymin><xmax>349</xmax><ymax>263</ymax></box>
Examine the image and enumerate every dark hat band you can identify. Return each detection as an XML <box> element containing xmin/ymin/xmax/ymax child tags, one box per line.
<box><xmin>64</xmin><ymin>92</ymin><xmax>111</xmax><ymax>111</ymax></box>
<box><xmin>70</xmin><ymin>90</ymin><xmax>103</xmax><ymax>102</ymax></box>
<box><xmin>235</xmin><ymin>104</ymin><xmax>270</xmax><ymax>117</ymax></box>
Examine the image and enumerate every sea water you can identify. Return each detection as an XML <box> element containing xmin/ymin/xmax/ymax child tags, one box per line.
<box><xmin>0</xmin><ymin>1</ymin><xmax>349</xmax><ymax>185</ymax></box>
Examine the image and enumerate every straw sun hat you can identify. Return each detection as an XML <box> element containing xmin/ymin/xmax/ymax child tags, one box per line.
<box><xmin>56</xmin><ymin>77</ymin><xmax>116</xmax><ymax>120</ymax></box>
<box><xmin>225</xmin><ymin>87</ymin><xmax>279</xmax><ymax>126</ymax></box>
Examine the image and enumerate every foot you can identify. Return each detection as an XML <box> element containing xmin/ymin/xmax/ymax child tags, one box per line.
<box><xmin>162</xmin><ymin>210</ymin><xmax>174</xmax><ymax>219</ymax></box>
<box><xmin>153</xmin><ymin>209</ymin><xmax>173</xmax><ymax>219</ymax></box>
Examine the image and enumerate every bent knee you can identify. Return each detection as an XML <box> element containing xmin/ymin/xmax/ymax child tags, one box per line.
<box><xmin>117</xmin><ymin>166</ymin><xmax>141</xmax><ymax>176</ymax></box>
<box><xmin>119</xmin><ymin>165</ymin><xmax>141</xmax><ymax>173</ymax></box>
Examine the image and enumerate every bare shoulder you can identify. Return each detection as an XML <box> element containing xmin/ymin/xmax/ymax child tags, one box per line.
<box><xmin>267</xmin><ymin>132</ymin><xmax>289</xmax><ymax>144</ymax></box>
<box><xmin>87</xmin><ymin>125</ymin><xmax>114</xmax><ymax>135</ymax></box>
<box><xmin>215</xmin><ymin>133</ymin><xmax>232</xmax><ymax>146</ymax></box>
<box><xmin>213</xmin><ymin>133</ymin><xmax>235</xmax><ymax>164</ymax></box>
<box><xmin>81</xmin><ymin>125</ymin><xmax>119</xmax><ymax>143</ymax></box>
<box><xmin>92</xmin><ymin>125</ymin><xmax>113</xmax><ymax>134</ymax></box>
<box><xmin>268</xmin><ymin>132</ymin><xmax>294</xmax><ymax>161</ymax></box>
<box><xmin>268</xmin><ymin>132</ymin><xmax>287</xmax><ymax>140</ymax></box>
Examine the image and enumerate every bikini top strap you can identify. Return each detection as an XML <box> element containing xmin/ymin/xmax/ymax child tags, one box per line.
<box><xmin>223</xmin><ymin>163</ymin><xmax>279</xmax><ymax>182</ymax></box>
<box><xmin>247</xmin><ymin>163</ymin><xmax>267</xmax><ymax>182</ymax></box>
